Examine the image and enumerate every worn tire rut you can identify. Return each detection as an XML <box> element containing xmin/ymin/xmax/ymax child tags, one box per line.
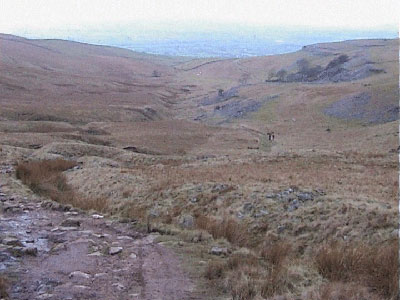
<box><xmin>0</xmin><ymin>165</ymin><xmax>204</xmax><ymax>300</ymax></box>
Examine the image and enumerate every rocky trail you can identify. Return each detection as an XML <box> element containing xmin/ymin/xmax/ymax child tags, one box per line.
<box><xmin>0</xmin><ymin>165</ymin><xmax>203</xmax><ymax>300</ymax></box>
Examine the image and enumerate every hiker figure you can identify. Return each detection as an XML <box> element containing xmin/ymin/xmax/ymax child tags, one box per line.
<box><xmin>271</xmin><ymin>132</ymin><xmax>275</xmax><ymax>141</ymax></box>
<box><xmin>267</xmin><ymin>133</ymin><xmax>271</xmax><ymax>141</ymax></box>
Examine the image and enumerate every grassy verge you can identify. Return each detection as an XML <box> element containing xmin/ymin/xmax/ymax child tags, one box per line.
<box><xmin>203</xmin><ymin>240</ymin><xmax>397</xmax><ymax>299</ymax></box>
<box><xmin>15</xmin><ymin>159</ymin><xmax>398</xmax><ymax>299</ymax></box>
<box><xmin>16</xmin><ymin>159</ymin><xmax>108</xmax><ymax>212</ymax></box>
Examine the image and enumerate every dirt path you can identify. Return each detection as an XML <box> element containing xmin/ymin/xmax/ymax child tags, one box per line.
<box><xmin>0</xmin><ymin>165</ymin><xmax>204</xmax><ymax>300</ymax></box>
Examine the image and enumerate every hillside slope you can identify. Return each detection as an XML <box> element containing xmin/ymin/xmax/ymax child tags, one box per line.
<box><xmin>0</xmin><ymin>35</ymin><xmax>398</xmax><ymax>299</ymax></box>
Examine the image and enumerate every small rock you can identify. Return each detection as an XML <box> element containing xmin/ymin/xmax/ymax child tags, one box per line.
<box><xmin>390</xmin><ymin>229</ymin><xmax>398</xmax><ymax>238</ymax></box>
<box><xmin>95</xmin><ymin>273</ymin><xmax>107</xmax><ymax>278</ymax></box>
<box><xmin>51</xmin><ymin>203</ymin><xmax>63</xmax><ymax>211</ymax></box>
<box><xmin>51</xmin><ymin>243</ymin><xmax>66</xmax><ymax>253</ymax></box>
<box><xmin>3</xmin><ymin>237</ymin><xmax>23</xmax><ymax>247</ymax></box>
<box><xmin>288</xmin><ymin>199</ymin><xmax>300</xmax><ymax>211</ymax></box>
<box><xmin>92</xmin><ymin>214</ymin><xmax>104</xmax><ymax>219</ymax></box>
<box><xmin>60</xmin><ymin>218</ymin><xmax>80</xmax><ymax>228</ymax></box>
<box><xmin>8</xmin><ymin>246</ymin><xmax>24</xmax><ymax>257</ymax></box>
<box><xmin>297</xmin><ymin>192</ymin><xmax>314</xmax><ymax>202</ymax></box>
<box><xmin>129</xmin><ymin>253</ymin><xmax>137</xmax><ymax>259</ymax></box>
<box><xmin>314</xmin><ymin>188</ymin><xmax>326</xmax><ymax>196</ymax></box>
<box><xmin>190</xmin><ymin>197</ymin><xmax>198</xmax><ymax>203</ymax></box>
<box><xmin>109</xmin><ymin>247</ymin><xmax>123</xmax><ymax>255</ymax></box>
<box><xmin>48</xmin><ymin>232</ymin><xmax>67</xmax><ymax>243</ymax></box>
<box><xmin>117</xmin><ymin>235</ymin><xmax>133</xmax><ymax>240</ymax></box>
<box><xmin>266</xmin><ymin>193</ymin><xmax>276</xmax><ymax>198</ymax></box>
<box><xmin>69</xmin><ymin>271</ymin><xmax>91</xmax><ymax>280</ymax></box>
<box><xmin>73</xmin><ymin>285</ymin><xmax>89</xmax><ymax>290</ymax></box>
<box><xmin>24</xmin><ymin>247</ymin><xmax>38</xmax><ymax>256</ymax></box>
<box><xmin>64</xmin><ymin>211</ymin><xmax>78</xmax><ymax>216</ymax></box>
<box><xmin>178</xmin><ymin>214</ymin><xmax>194</xmax><ymax>229</ymax></box>
<box><xmin>37</xmin><ymin>293</ymin><xmax>54</xmax><ymax>299</ymax></box>
<box><xmin>277</xmin><ymin>225</ymin><xmax>286</xmax><ymax>234</ymax></box>
<box><xmin>210</xmin><ymin>246</ymin><xmax>229</xmax><ymax>256</ymax></box>
<box><xmin>237</xmin><ymin>211</ymin><xmax>245</xmax><ymax>219</ymax></box>
<box><xmin>112</xmin><ymin>283</ymin><xmax>125</xmax><ymax>291</ymax></box>
<box><xmin>58</xmin><ymin>226</ymin><xmax>78</xmax><ymax>231</ymax></box>
<box><xmin>149</xmin><ymin>209</ymin><xmax>160</xmax><ymax>218</ymax></box>
<box><xmin>129</xmin><ymin>293</ymin><xmax>140</xmax><ymax>297</ymax></box>
<box><xmin>254</xmin><ymin>209</ymin><xmax>269</xmax><ymax>218</ymax></box>
<box><xmin>88</xmin><ymin>251</ymin><xmax>102</xmax><ymax>256</ymax></box>
<box><xmin>211</xmin><ymin>184</ymin><xmax>228</xmax><ymax>193</ymax></box>
<box><xmin>243</xmin><ymin>202</ymin><xmax>254</xmax><ymax>213</ymax></box>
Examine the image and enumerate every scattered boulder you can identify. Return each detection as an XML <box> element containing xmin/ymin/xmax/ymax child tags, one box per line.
<box><xmin>297</xmin><ymin>192</ymin><xmax>314</xmax><ymax>202</ymax></box>
<box><xmin>210</xmin><ymin>246</ymin><xmax>229</xmax><ymax>256</ymax></box>
<box><xmin>254</xmin><ymin>209</ymin><xmax>269</xmax><ymax>218</ymax></box>
<box><xmin>149</xmin><ymin>208</ymin><xmax>160</xmax><ymax>218</ymax></box>
<box><xmin>288</xmin><ymin>199</ymin><xmax>300</xmax><ymax>212</ymax></box>
<box><xmin>277</xmin><ymin>225</ymin><xmax>286</xmax><ymax>234</ymax></box>
<box><xmin>178</xmin><ymin>214</ymin><xmax>195</xmax><ymax>229</ymax></box>
<box><xmin>92</xmin><ymin>214</ymin><xmax>104</xmax><ymax>219</ymax></box>
<box><xmin>211</xmin><ymin>184</ymin><xmax>228</xmax><ymax>193</ymax></box>
<box><xmin>109</xmin><ymin>247</ymin><xmax>123</xmax><ymax>255</ymax></box>
<box><xmin>69</xmin><ymin>271</ymin><xmax>91</xmax><ymax>280</ymax></box>
<box><xmin>242</xmin><ymin>202</ymin><xmax>255</xmax><ymax>213</ymax></box>
<box><xmin>2</xmin><ymin>236</ymin><xmax>23</xmax><ymax>247</ymax></box>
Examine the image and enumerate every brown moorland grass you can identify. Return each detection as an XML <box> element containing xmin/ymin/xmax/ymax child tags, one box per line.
<box><xmin>138</xmin><ymin>152</ymin><xmax>397</xmax><ymax>204</ymax></box>
<box><xmin>315</xmin><ymin>241</ymin><xmax>398</xmax><ymax>299</ymax></box>
<box><xmin>0</xmin><ymin>276</ymin><xmax>8</xmax><ymax>299</ymax></box>
<box><xmin>260</xmin><ymin>241</ymin><xmax>292</xmax><ymax>267</ymax></box>
<box><xmin>203</xmin><ymin>240</ymin><xmax>398</xmax><ymax>299</ymax></box>
<box><xmin>195</xmin><ymin>214</ymin><xmax>248</xmax><ymax>247</ymax></box>
<box><xmin>205</xmin><ymin>247</ymin><xmax>296</xmax><ymax>299</ymax></box>
<box><xmin>271</xmin><ymin>282</ymin><xmax>382</xmax><ymax>300</ymax></box>
<box><xmin>16</xmin><ymin>159</ymin><xmax>109</xmax><ymax>212</ymax></box>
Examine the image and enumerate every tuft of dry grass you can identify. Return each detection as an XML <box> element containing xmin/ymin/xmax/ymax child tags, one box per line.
<box><xmin>316</xmin><ymin>282</ymin><xmax>382</xmax><ymax>300</ymax></box>
<box><xmin>270</xmin><ymin>282</ymin><xmax>382</xmax><ymax>300</ymax></box>
<box><xmin>196</xmin><ymin>215</ymin><xmax>248</xmax><ymax>247</ymax></box>
<box><xmin>204</xmin><ymin>248</ymin><xmax>296</xmax><ymax>299</ymax></box>
<box><xmin>0</xmin><ymin>276</ymin><xmax>8</xmax><ymax>299</ymax></box>
<box><xmin>16</xmin><ymin>159</ymin><xmax>109</xmax><ymax>213</ymax></box>
<box><xmin>260</xmin><ymin>241</ymin><xmax>292</xmax><ymax>267</ymax></box>
<box><xmin>315</xmin><ymin>241</ymin><xmax>398</xmax><ymax>299</ymax></box>
<box><xmin>227</xmin><ymin>272</ymin><xmax>258</xmax><ymax>300</ymax></box>
<box><xmin>205</xmin><ymin>260</ymin><xmax>225</xmax><ymax>280</ymax></box>
<box><xmin>16</xmin><ymin>159</ymin><xmax>77</xmax><ymax>195</ymax></box>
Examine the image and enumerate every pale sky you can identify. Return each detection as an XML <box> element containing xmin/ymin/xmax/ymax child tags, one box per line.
<box><xmin>0</xmin><ymin>0</ymin><xmax>398</xmax><ymax>34</ymax></box>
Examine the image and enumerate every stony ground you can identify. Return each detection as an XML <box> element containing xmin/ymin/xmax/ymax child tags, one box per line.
<box><xmin>0</xmin><ymin>165</ymin><xmax>204</xmax><ymax>300</ymax></box>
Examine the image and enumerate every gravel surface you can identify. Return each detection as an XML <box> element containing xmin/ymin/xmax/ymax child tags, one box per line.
<box><xmin>0</xmin><ymin>166</ymin><xmax>204</xmax><ymax>300</ymax></box>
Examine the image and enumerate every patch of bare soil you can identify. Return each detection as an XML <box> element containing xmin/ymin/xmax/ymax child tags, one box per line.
<box><xmin>0</xmin><ymin>165</ymin><xmax>204</xmax><ymax>300</ymax></box>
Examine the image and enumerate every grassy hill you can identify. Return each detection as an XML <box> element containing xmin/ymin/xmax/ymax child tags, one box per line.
<box><xmin>0</xmin><ymin>34</ymin><xmax>398</xmax><ymax>299</ymax></box>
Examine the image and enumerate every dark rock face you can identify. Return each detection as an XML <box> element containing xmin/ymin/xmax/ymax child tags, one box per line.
<box><xmin>273</xmin><ymin>54</ymin><xmax>386</xmax><ymax>84</ymax></box>
<box><xmin>324</xmin><ymin>92</ymin><xmax>398</xmax><ymax>124</ymax></box>
<box><xmin>215</xmin><ymin>100</ymin><xmax>262</xmax><ymax>118</ymax></box>
<box><xmin>200</xmin><ymin>87</ymin><xmax>239</xmax><ymax>106</ymax></box>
